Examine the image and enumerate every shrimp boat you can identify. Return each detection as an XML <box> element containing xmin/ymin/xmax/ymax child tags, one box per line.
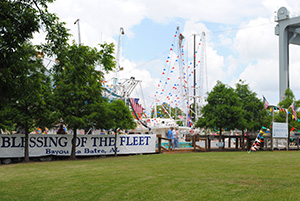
<box><xmin>104</xmin><ymin>26</ymin><xmax>207</xmax><ymax>148</ymax></box>
<box><xmin>134</xmin><ymin>117</ymin><xmax>191</xmax><ymax>140</ymax></box>
<box><xmin>133</xmin><ymin>26</ymin><xmax>207</xmax><ymax>141</ymax></box>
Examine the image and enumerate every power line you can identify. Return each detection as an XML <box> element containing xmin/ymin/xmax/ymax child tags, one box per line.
<box><xmin>133</xmin><ymin>50</ymin><xmax>169</xmax><ymax>69</ymax></box>
<box><xmin>210</xmin><ymin>22</ymin><xmax>276</xmax><ymax>34</ymax></box>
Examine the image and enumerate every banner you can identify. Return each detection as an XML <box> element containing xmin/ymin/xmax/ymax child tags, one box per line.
<box><xmin>0</xmin><ymin>134</ymin><xmax>156</xmax><ymax>158</ymax></box>
<box><xmin>272</xmin><ymin>122</ymin><xmax>288</xmax><ymax>138</ymax></box>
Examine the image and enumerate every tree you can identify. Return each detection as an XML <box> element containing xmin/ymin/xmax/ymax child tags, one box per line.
<box><xmin>107</xmin><ymin>99</ymin><xmax>136</xmax><ymax>156</ymax></box>
<box><xmin>1</xmin><ymin>43</ymin><xmax>54</xmax><ymax>161</ymax></box>
<box><xmin>52</xmin><ymin>43</ymin><xmax>115</xmax><ymax>159</ymax></box>
<box><xmin>234</xmin><ymin>80</ymin><xmax>271</xmax><ymax>150</ymax></box>
<box><xmin>89</xmin><ymin>101</ymin><xmax>115</xmax><ymax>130</ymax></box>
<box><xmin>0</xmin><ymin>0</ymin><xmax>69</xmax><ymax>161</ymax></box>
<box><xmin>0</xmin><ymin>0</ymin><xmax>68</xmax><ymax>108</ymax></box>
<box><xmin>196</xmin><ymin>81</ymin><xmax>244</xmax><ymax>145</ymax></box>
<box><xmin>275</xmin><ymin>88</ymin><xmax>300</xmax><ymax>131</ymax></box>
<box><xmin>235</xmin><ymin>80</ymin><xmax>270</xmax><ymax>132</ymax></box>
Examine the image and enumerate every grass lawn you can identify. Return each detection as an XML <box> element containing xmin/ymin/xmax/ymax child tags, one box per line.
<box><xmin>1</xmin><ymin>151</ymin><xmax>300</xmax><ymax>200</ymax></box>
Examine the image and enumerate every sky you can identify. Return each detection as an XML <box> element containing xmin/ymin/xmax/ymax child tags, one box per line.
<box><xmin>37</xmin><ymin>0</ymin><xmax>300</xmax><ymax>115</ymax></box>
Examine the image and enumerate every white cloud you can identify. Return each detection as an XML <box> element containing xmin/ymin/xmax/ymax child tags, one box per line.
<box><xmin>226</xmin><ymin>55</ymin><xmax>238</xmax><ymax>77</ymax></box>
<box><xmin>238</xmin><ymin>59</ymin><xmax>279</xmax><ymax>104</ymax></box>
<box><xmin>232</xmin><ymin>16</ymin><xmax>279</xmax><ymax>102</ymax></box>
<box><xmin>48</xmin><ymin>0</ymin><xmax>271</xmax><ymax>45</ymax></box>
<box><xmin>240</xmin><ymin>59</ymin><xmax>278</xmax><ymax>91</ymax></box>
<box><xmin>143</xmin><ymin>0</ymin><xmax>269</xmax><ymax>24</ymax></box>
<box><xmin>48</xmin><ymin>0</ymin><xmax>146</xmax><ymax>46</ymax></box>
<box><xmin>233</xmin><ymin>17</ymin><xmax>277</xmax><ymax>62</ymax></box>
<box><xmin>218</xmin><ymin>34</ymin><xmax>232</xmax><ymax>46</ymax></box>
<box><xmin>233</xmin><ymin>3</ymin><xmax>300</xmax><ymax>103</ymax></box>
<box><xmin>262</xmin><ymin>0</ymin><xmax>300</xmax><ymax>17</ymax></box>
<box><xmin>35</xmin><ymin>0</ymin><xmax>300</xmax><ymax>109</ymax></box>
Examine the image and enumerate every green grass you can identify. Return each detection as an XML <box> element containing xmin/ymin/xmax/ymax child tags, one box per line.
<box><xmin>1</xmin><ymin>151</ymin><xmax>300</xmax><ymax>200</ymax></box>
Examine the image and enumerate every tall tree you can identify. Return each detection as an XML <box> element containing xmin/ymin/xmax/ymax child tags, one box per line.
<box><xmin>14</xmin><ymin>44</ymin><xmax>54</xmax><ymax>161</ymax></box>
<box><xmin>235</xmin><ymin>80</ymin><xmax>270</xmax><ymax>132</ymax></box>
<box><xmin>0</xmin><ymin>0</ymin><xmax>69</xmax><ymax>161</ymax></box>
<box><xmin>53</xmin><ymin>43</ymin><xmax>115</xmax><ymax>159</ymax></box>
<box><xmin>234</xmin><ymin>80</ymin><xmax>270</xmax><ymax>150</ymax></box>
<box><xmin>196</xmin><ymin>81</ymin><xmax>244</xmax><ymax>146</ymax></box>
<box><xmin>0</xmin><ymin>0</ymin><xmax>68</xmax><ymax>109</ymax></box>
<box><xmin>0</xmin><ymin>42</ymin><xmax>54</xmax><ymax>161</ymax></box>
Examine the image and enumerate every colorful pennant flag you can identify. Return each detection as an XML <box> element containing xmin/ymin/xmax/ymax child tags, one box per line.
<box><xmin>263</xmin><ymin>96</ymin><xmax>269</xmax><ymax>109</ymax></box>
<box><xmin>290</xmin><ymin>101</ymin><xmax>297</xmax><ymax>121</ymax></box>
<box><xmin>130</xmin><ymin>98</ymin><xmax>143</xmax><ymax>114</ymax></box>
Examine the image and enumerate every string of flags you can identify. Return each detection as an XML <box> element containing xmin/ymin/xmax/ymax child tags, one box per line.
<box><xmin>290</xmin><ymin>101</ymin><xmax>297</xmax><ymax>121</ymax></box>
<box><xmin>290</xmin><ymin>126</ymin><xmax>300</xmax><ymax>133</ymax></box>
<box><xmin>153</xmin><ymin>27</ymin><xmax>205</xmax><ymax>114</ymax></box>
<box><xmin>263</xmin><ymin>96</ymin><xmax>299</xmax><ymax>122</ymax></box>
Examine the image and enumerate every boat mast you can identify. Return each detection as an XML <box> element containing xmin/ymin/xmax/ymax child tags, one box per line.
<box><xmin>176</xmin><ymin>26</ymin><xmax>187</xmax><ymax>126</ymax></box>
<box><xmin>116</xmin><ymin>27</ymin><xmax>125</xmax><ymax>72</ymax></box>
<box><xmin>113</xmin><ymin>27</ymin><xmax>125</xmax><ymax>88</ymax></box>
<box><xmin>74</xmin><ymin>19</ymin><xmax>81</xmax><ymax>45</ymax></box>
<box><xmin>198</xmin><ymin>32</ymin><xmax>206</xmax><ymax>112</ymax></box>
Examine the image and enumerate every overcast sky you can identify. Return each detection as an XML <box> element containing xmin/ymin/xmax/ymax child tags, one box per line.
<box><xmin>40</xmin><ymin>0</ymin><xmax>300</xmax><ymax>115</ymax></box>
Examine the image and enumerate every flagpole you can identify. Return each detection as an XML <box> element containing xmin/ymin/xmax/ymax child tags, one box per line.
<box><xmin>286</xmin><ymin>103</ymin><xmax>289</xmax><ymax>151</ymax></box>
<box><xmin>193</xmin><ymin>34</ymin><xmax>196</xmax><ymax>122</ymax></box>
<box><xmin>271</xmin><ymin>106</ymin><xmax>274</xmax><ymax>150</ymax></box>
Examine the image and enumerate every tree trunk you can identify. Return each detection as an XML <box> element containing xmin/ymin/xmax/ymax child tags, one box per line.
<box><xmin>114</xmin><ymin>130</ymin><xmax>117</xmax><ymax>156</ymax></box>
<box><xmin>24</xmin><ymin>126</ymin><xmax>29</xmax><ymax>162</ymax></box>
<box><xmin>70</xmin><ymin>128</ymin><xmax>77</xmax><ymax>160</ymax></box>
<box><xmin>242</xmin><ymin>129</ymin><xmax>245</xmax><ymax>151</ymax></box>
<box><xmin>219</xmin><ymin>128</ymin><xmax>223</xmax><ymax>150</ymax></box>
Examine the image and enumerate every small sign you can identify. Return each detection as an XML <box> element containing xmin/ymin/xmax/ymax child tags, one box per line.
<box><xmin>272</xmin><ymin>122</ymin><xmax>288</xmax><ymax>138</ymax></box>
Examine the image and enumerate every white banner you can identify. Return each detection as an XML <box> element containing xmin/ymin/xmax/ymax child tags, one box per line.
<box><xmin>272</xmin><ymin>122</ymin><xmax>288</xmax><ymax>138</ymax></box>
<box><xmin>0</xmin><ymin>134</ymin><xmax>156</xmax><ymax>158</ymax></box>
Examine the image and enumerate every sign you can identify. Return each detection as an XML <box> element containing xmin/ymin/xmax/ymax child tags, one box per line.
<box><xmin>0</xmin><ymin>134</ymin><xmax>156</xmax><ymax>158</ymax></box>
<box><xmin>272</xmin><ymin>122</ymin><xmax>288</xmax><ymax>138</ymax></box>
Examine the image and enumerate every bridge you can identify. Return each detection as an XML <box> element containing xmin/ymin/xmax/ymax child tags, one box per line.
<box><xmin>275</xmin><ymin>7</ymin><xmax>300</xmax><ymax>101</ymax></box>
